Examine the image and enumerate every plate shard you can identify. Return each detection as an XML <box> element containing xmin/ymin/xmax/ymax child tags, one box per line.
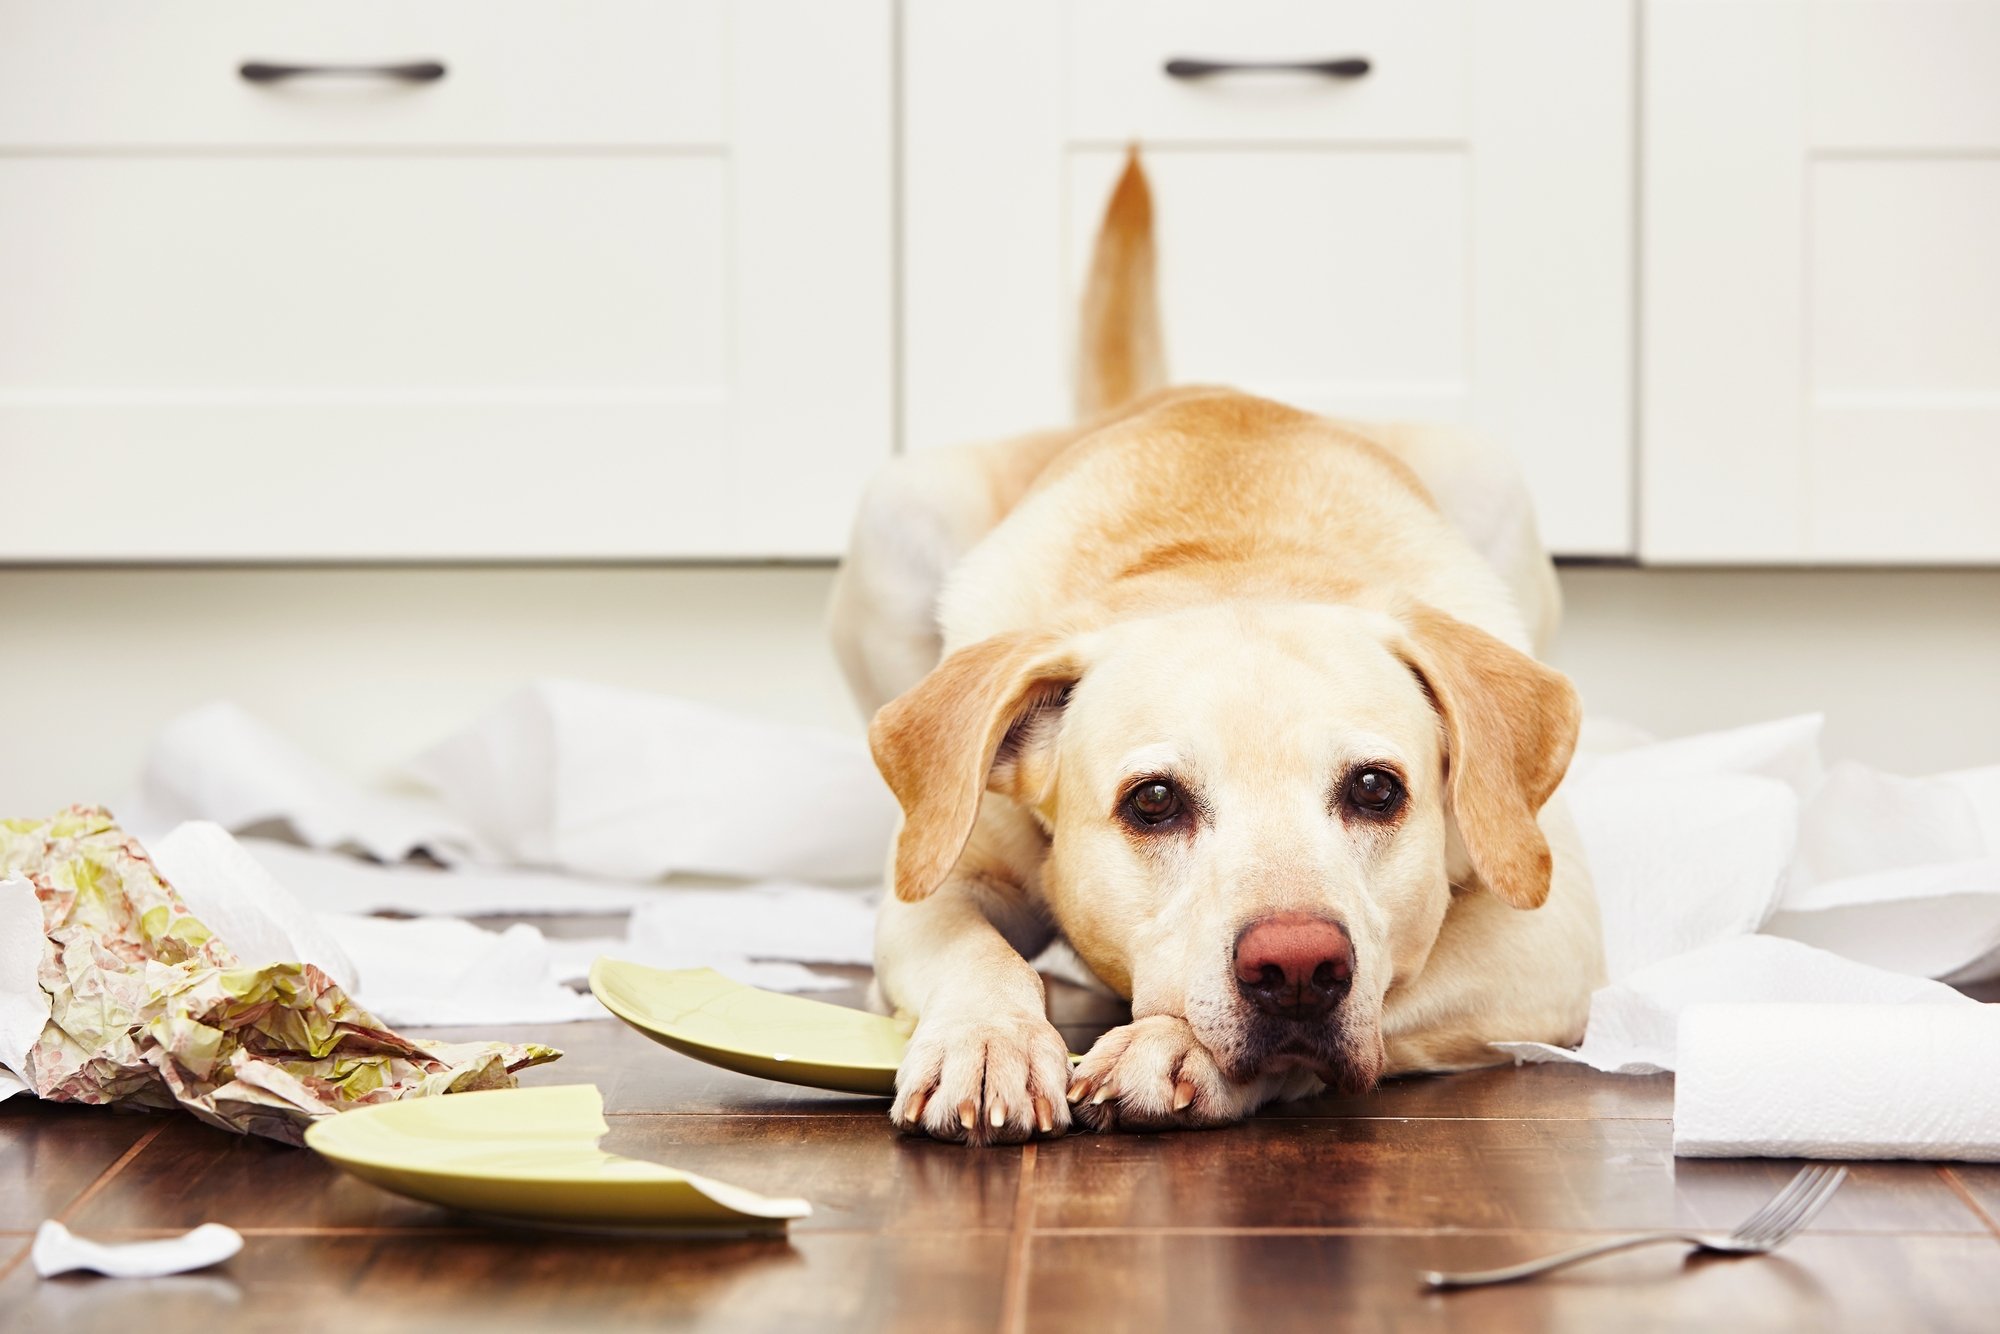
<box><xmin>306</xmin><ymin>1083</ymin><xmax>810</xmax><ymax>1229</ymax></box>
<box><xmin>589</xmin><ymin>959</ymin><xmax>910</xmax><ymax>1096</ymax></box>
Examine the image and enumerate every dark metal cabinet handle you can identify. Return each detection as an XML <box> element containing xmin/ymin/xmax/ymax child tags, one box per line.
<box><xmin>239</xmin><ymin>60</ymin><xmax>447</xmax><ymax>84</ymax></box>
<box><xmin>1164</xmin><ymin>56</ymin><xmax>1371</xmax><ymax>80</ymax></box>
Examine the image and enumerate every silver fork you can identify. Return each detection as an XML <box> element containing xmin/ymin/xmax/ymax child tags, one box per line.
<box><xmin>1420</xmin><ymin>1164</ymin><xmax>1849</xmax><ymax>1289</ymax></box>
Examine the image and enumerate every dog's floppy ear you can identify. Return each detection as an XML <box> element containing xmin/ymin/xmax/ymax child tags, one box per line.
<box><xmin>869</xmin><ymin>630</ymin><xmax>1083</xmax><ymax>903</ymax></box>
<box><xmin>1393</xmin><ymin>603</ymin><xmax>1581</xmax><ymax>910</ymax></box>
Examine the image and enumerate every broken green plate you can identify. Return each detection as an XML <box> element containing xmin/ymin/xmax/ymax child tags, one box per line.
<box><xmin>589</xmin><ymin>959</ymin><xmax>912</xmax><ymax>1096</ymax></box>
<box><xmin>305</xmin><ymin>1084</ymin><xmax>810</xmax><ymax>1231</ymax></box>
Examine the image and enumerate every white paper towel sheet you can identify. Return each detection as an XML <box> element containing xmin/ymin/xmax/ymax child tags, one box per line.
<box><xmin>1673</xmin><ymin>1003</ymin><xmax>2000</xmax><ymax>1160</ymax></box>
<box><xmin>404</xmin><ymin>681</ymin><xmax>898</xmax><ymax>883</ymax></box>
<box><xmin>316</xmin><ymin>882</ymin><xmax>878</xmax><ymax>1025</ymax></box>
<box><xmin>122</xmin><ymin>684</ymin><xmax>898</xmax><ymax>884</ymax></box>
<box><xmin>149</xmin><ymin>822</ymin><xmax>359</xmax><ymax>991</ymax></box>
<box><xmin>120</xmin><ymin>700</ymin><xmax>477</xmax><ymax>864</ymax></box>
<box><xmin>241</xmin><ymin>840</ymin><xmax>879</xmax><ymax>1014</ymax></box>
<box><xmin>240</xmin><ymin>836</ymin><xmax>667</xmax><ymax>918</ymax></box>
<box><xmin>1492</xmin><ymin>716</ymin><xmax>2000</xmax><ymax>1075</ymax></box>
<box><xmin>318</xmin><ymin>916</ymin><xmax>610</xmax><ymax>1027</ymax></box>
<box><xmin>0</xmin><ymin>878</ymin><xmax>43</xmax><ymax>1102</ymax></box>
<box><xmin>1493</xmin><ymin>934</ymin><xmax>1975</xmax><ymax>1074</ymax></box>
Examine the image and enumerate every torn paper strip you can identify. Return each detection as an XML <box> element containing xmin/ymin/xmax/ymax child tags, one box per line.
<box><xmin>33</xmin><ymin>1221</ymin><xmax>243</xmax><ymax>1279</ymax></box>
<box><xmin>1</xmin><ymin>877</ymin><xmax>42</xmax><ymax>1102</ymax></box>
<box><xmin>123</xmin><ymin>687</ymin><xmax>898</xmax><ymax>885</ymax></box>
<box><xmin>149</xmin><ymin>822</ymin><xmax>359</xmax><ymax>991</ymax></box>
<box><xmin>119</xmin><ymin>700</ymin><xmax>481</xmax><ymax>864</ymax></box>
<box><xmin>241</xmin><ymin>837</ymin><xmax>665</xmax><ymax>917</ymax></box>
<box><xmin>404</xmin><ymin>680</ymin><xmax>897</xmax><ymax>883</ymax></box>
<box><xmin>1492</xmin><ymin>934</ymin><xmax>1973</xmax><ymax>1074</ymax></box>
<box><xmin>319</xmin><ymin>915</ymin><xmax>609</xmax><ymax>1027</ymax></box>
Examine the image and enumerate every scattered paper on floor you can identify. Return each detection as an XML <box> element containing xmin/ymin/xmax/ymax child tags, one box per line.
<box><xmin>96</xmin><ymin>693</ymin><xmax>2000</xmax><ymax>1075</ymax></box>
<box><xmin>33</xmin><ymin>1221</ymin><xmax>243</xmax><ymax>1279</ymax></box>
<box><xmin>123</xmin><ymin>683</ymin><xmax>897</xmax><ymax>884</ymax></box>
<box><xmin>404</xmin><ymin>680</ymin><xmax>896</xmax><ymax>883</ymax></box>
<box><xmin>1500</xmin><ymin>715</ymin><xmax>2000</xmax><ymax>1073</ymax></box>
<box><xmin>0</xmin><ymin>807</ymin><xmax>557</xmax><ymax>1143</ymax></box>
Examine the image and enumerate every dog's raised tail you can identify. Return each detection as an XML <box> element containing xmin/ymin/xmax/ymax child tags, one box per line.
<box><xmin>1076</xmin><ymin>146</ymin><xmax>1166</xmax><ymax>422</ymax></box>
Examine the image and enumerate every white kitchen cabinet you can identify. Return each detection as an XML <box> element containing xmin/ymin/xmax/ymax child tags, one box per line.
<box><xmin>8</xmin><ymin>2</ymin><xmax>1992</xmax><ymax>569</ymax></box>
<box><xmin>904</xmin><ymin>0</ymin><xmax>1636</xmax><ymax>558</ymax></box>
<box><xmin>1643</xmin><ymin>0</ymin><xmax>2000</xmax><ymax>563</ymax></box>
<box><xmin>0</xmin><ymin>0</ymin><xmax>892</xmax><ymax>560</ymax></box>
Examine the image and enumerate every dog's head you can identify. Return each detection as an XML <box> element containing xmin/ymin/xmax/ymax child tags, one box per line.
<box><xmin>870</xmin><ymin>600</ymin><xmax>1579</xmax><ymax>1092</ymax></box>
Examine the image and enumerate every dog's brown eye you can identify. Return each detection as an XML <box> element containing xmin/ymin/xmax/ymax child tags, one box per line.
<box><xmin>1346</xmin><ymin>768</ymin><xmax>1404</xmax><ymax>817</ymax></box>
<box><xmin>1125</xmin><ymin>779</ymin><xmax>1183</xmax><ymax>826</ymax></box>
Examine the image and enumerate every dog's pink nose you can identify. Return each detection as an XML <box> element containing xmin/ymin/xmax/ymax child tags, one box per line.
<box><xmin>1233</xmin><ymin>913</ymin><xmax>1354</xmax><ymax>1019</ymax></box>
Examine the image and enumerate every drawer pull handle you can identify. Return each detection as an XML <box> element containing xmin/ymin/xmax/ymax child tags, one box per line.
<box><xmin>239</xmin><ymin>60</ymin><xmax>447</xmax><ymax>84</ymax></box>
<box><xmin>1164</xmin><ymin>56</ymin><xmax>1370</xmax><ymax>80</ymax></box>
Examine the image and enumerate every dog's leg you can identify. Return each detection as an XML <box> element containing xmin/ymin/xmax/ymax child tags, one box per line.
<box><xmin>1067</xmin><ymin>1016</ymin><xmax>1303</xmax><ymax>1132</ymax></box>
<box><xmin>876</xmin><ymin>872</ymin><xmax>1074</xmax><ymax>1145</ymax></box>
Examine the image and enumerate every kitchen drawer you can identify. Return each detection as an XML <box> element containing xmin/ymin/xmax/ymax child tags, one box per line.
<box><xmin>0</xmin><ymin>0</ymin><xmax>725</xmax><ymax>148</ymax></box>
<box><xmin>1066</xmin><ymin>0</ymin><xmax>1467</xmax><ymax>144</ymax></box>
<box><xmin>0</xmin><ymin>156</ymin><xmax>728</xmax><ymax>392</ymax></box>
<box><xmin>0</xmin><ymin>0</ymin><xmax>893</xmax><ymax>562</ymax></box>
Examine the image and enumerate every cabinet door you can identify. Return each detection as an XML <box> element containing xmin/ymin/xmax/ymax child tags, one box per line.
<box><xmin>1643</xmin><ymin>0</ymin><xmax>2000</xmax><ymax>563</ymax></box>
<box><xmin>904</xmin><ymin>0</ymin><xmax>1634</xmax><ymax>557</ymax></box>
<box><xmin>0</xmin><ymin>0</ymin><xmax>892</xmax><ymax>561</ymax></box>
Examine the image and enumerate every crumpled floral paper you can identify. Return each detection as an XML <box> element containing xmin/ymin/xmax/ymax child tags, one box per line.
<box><xmin>0</xmin><ymin>806</ymin><xmax>558</xmax><ymax>1144</ymax></box>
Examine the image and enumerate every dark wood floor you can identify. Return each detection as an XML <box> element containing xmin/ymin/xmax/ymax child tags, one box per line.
<box><xmin>4</xmin><ymin>969</ymin><xmax>1998</xmax><ymax>1333</ymax></box>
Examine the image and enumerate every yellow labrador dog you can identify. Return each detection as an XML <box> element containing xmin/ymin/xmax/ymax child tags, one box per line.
<box><xmin>830</xmin><ymin>152</ymin><xmax>1603</xmax><ymax>1145</ymax></box>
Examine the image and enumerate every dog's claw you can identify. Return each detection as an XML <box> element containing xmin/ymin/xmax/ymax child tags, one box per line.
<box><xmin>891</xmin><ymin>1014</ymin><xmax>1074</xmax><ymax>1143</ymax></box>
<box><xmin>1067</xmin><ymin>1016</ymin><xmax>1275</xmax><ymax>1133</ymax></box>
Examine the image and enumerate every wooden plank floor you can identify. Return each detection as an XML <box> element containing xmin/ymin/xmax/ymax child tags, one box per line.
<box><xmin>3</xmin><ymin>971</ymin><xmax>1998</xmax><ymax>1333</ymax></box>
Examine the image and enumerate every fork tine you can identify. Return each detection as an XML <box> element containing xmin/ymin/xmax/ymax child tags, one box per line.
<box><xmin>1755</xmin><ymin>1165</ymin><xmax>1848</xmax><ymax>1247</ymax></box>
<box><xmin>1739</xmin><ymin>1166</ymin><xmax>1828</xmax><ymax>1246</ymax></box>
<box><xmin>1744</xmin><ymin>1168</ymin><xmax>1832</xmax><ymax>1256</ymax></box>
<box><xmin>1728</xmin><ymin>1165</ymin><xmax>1826</xmax><ymax>1244</ymax></box>
<box><xmin>1759</xmin><ymin>1165</ymin><xmax>1843</xmax><ymax>1243</ymax></box>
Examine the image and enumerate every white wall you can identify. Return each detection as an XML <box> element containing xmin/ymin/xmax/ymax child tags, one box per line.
<box><xmin>1553</xmin><ymin>568</ymin><xmax>2000</xmax><ymax>773</ymax></box>
<box><xmin>2</xmin><ymin>565</ymin><xmax>1998</xmax><ymax>819</ymax></box>
<box><xmin>0</xmin><ymin>566</ymin><xmax>856</xmax><ymax>819</ymax></box>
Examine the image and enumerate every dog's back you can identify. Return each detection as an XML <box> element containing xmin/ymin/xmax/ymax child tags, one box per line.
<box><xmin>831</xmin><ymin>149</ymin><xmax>1561</xmax><ymax>717</ymax></box>
<box><xmin>939</xmin><ymin>151</ymin><xmax>1547</xmax><ymax>663</ymax></box>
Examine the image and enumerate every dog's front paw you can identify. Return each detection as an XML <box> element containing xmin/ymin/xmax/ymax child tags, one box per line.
<box><xmin>891</xmin><ymin>1011</ymin><xmax>1073</xmax><ymax>1146</ymax></box>
<box><xmin>1067</xmin><ymin>1016</ymin><xmax>1273</xmax><ymax>1133</ymax></box>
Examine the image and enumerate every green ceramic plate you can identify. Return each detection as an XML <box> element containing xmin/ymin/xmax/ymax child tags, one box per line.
<box><xmin>589</xmin><ymin>960</ymin><xmax>912</xmax><ymax>1096</ymax></box>
<box><xmin>305</xmin><ymin>1084</ymin><xmax>810</xmax><ymax>1231</ymax></box>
